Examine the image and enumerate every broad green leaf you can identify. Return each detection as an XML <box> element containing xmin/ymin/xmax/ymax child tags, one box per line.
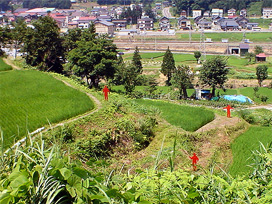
<box><xmin>0</xmin><ymin>190</ymin><xmax>12</xmax><ymax>204</ymax></box>
<box><xmin>66</xmin><ymin>184</ymin><xmax>76</xmax><ymax>198</ymax></box>
<box><xmin>72</xmin><ymin>167</ymin><xmax>88</xmax><ymax>179</ymax></box>
<box><xmin>138</xmin><ymin>201</ymin><xmax>152</xmax><ymax>204</ymax></box>
<box><xmin>8</xmin><ymin>171</ymin><xmax>29</xmax><ymax>189</ymax></box>
<box><xmin>60</xmin><ymin>168</ymin><xmax>72</xmax><ymax>180</ymax></box>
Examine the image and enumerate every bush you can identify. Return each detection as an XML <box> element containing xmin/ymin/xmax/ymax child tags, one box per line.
<box><xmin>260</xmin><ymin>95</ymin><xmax>268</xmax><ymax>102</ymax></box>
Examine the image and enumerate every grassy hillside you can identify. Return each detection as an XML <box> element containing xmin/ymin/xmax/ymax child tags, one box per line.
<box><xmin>0</xmin><ymin>70</ymin><xmax>94</xmax><ymax>148</ymax></box>
<box><xmin>230</xmin><ymin>126</ymin><xmax>272</xmax><ymax>176</ymax></box>
<box><xmin>0</xmin><ymin>58</ymin><xmax>12</xmax><ymax>71</ymax></box>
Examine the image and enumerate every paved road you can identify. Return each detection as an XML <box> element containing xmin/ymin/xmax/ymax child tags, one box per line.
<box><xmin>162</xmin><ymin>7</ymin><xmax>173</xmax><ymax>18</ymax></box>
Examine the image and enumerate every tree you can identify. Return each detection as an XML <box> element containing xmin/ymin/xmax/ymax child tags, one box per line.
<box><xmin>256</xmin><ymin>65</ymin><xmax>268</xmax><ymax>87</ymax></box>
<box><xmin>171</xmin><ymin>65</ymin><xmax>194</xmax><ymax>99</ymax></box>
<box><xmin>194</xmin><ymin>51</ymin><xmax>201</xmax><ymax>63</ymax></box>
<box><xmin>245</xmin><ymin>52</ymin><xmax>255</xmax><ymax>62</ymax></box>
<box><xmin>67</xmin><ymin>35</ymin><xmax>117</xmax><ymax>88</ymax></box>
<box><xmin>132</xmin><ymin>46</ymin><xmax>142</xmax><ymax>74</ymax></box>
<box><xmin>10</xmin><ymin>19</ymin><xmax>27</xmax><ymax>58</ymax></box>
<box><xmin>254</xmin><ymin>46</ymin><xmax>264</xmax><ymax>55</ymax></box>
<box><xmin>199</xmin><ymin>56</ymin><xmax>229</xmax><ymax>97</ymax></box>
<box><xmin>161</xmin><ymin>47</ymin><xmax>175</xmax><ymax>86</ymax></box>
<box><xmin>120</xmin><ymin>63</ymin><xmax>139</xmax><ymax>93</ymax></box>
<box><xmin>23</xmin><ymin>16</ymin><xmax>64</xmax><ymax>73</ymax></box>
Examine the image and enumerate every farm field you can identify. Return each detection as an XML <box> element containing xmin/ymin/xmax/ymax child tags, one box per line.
<box><xmin>0</xmin><ymin>70</ymin><xmax>94</xmax><ymax>148</ymax></box>
<box><xmin>0</xmin><ymin>58</ymin><xmax>12</xmax><ymax>71</ymax></box>
<box><xmin>134</xmin><ymin>99</ymin><xmax>215</xmax><ymax>131</ymax></box>
<box><xmin>230</xmin><ymin>126</ymin><xmax>272</xmax><ymax>176</ymax></box>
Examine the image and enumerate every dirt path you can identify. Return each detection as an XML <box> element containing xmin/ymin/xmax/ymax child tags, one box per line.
<box><xmin>3</xmin><ymin>58</ymin><xmax>21</xmax><ymax>70</ymax></box>
<box><xmin>195</xmin><ymin>115</ymin><xmax>245</xmax><ymax>169</ymax></box>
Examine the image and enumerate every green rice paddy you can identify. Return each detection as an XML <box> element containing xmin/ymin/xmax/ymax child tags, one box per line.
<box><xmin>0</xmin><ymin>70</ymin><xmax>94</xmax><ymax>148</ymax></box>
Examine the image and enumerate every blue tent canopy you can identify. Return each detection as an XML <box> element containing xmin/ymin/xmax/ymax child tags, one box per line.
<box><xmin>222</xmin><ymin>95</ymin><xmax>253</xmax><ymax>104</ymax></box>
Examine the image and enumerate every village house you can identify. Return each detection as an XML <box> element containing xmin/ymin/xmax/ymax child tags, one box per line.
<box><xmin>239</xmin><ymin>44</ymin><xmax>249</xmax><ymax>56</ymax></box>
<box><xmin>193</xmin><ymin>10</ymin><xmax>201</xmax><ymax>18</ymax></box>
<box><xmin>178</xmin><ymin>16</ymin><xmax>191</xmax><ymax>30</ymax></box>
<box><xmin>228</xmin><ymin>8</ymin><xmax>236</xmax><ymax>17</ymax></box>
<box><xmin>236</xmin><ymin>17</ymin><xmax>249</xmax><ymax>29</ymax></box>
<box><xmin>95</xmin><ymin>20</ymin><xmax>115</xmax><ymax>36</ymax></box>
<box><xmin>240</xmin><ymin>9</ymin><xmax>247</xmax><ymax>17</ymax></box>
<box><xmin>256</xmin><ymin>53</ymin><xmax>266</xmax><ymax>62</ymax></box>
<box><xmin>137</xmin><ymin>18</ymin><xmax>153</xmax><ymax>30</ymax></box>
<box><xmin>263</xmin><ymin>8</ymin><xmax>272</xmax><ymax>18</ymax></box>
<box><xmin>159</xmin><ymin>16</ymin><xmax>170</xmax><ymax>31</ymax></box>
<box><xmin>195</xmin><ymin>18</ymin><xmax>212</xmax><ymax>29</ymax></box>
<box><xmin>220</xmin><ymin>19</ymin><xmax>240</xmax><ymax>31</ymax></box>
<box><xmin>211</xmin><ymin>8</ymin><xmax>223</xmax><ymax>17</ymax></box>
<box><xmin>112</xmin><ymin>19</ymin><xmax>127</xmax><ymax>30</ymax></box>
<box><xmin>180</xmin><ymin>10</ymin><xmax>187</xmax><ymax>17</ymax></box>
<box><xmin>203</xmin><ymin>11</ymin><xmax>210</xmax><ymax>17</ymax></box>
<box><xmin>73</xmin><ymin>16</ymin><xmax>96</xmax><ymax>29</ymax></box>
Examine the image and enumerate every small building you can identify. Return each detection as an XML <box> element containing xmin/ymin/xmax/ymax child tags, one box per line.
<box><xmin>196</xmin><ymin>19</ymin><xmax>212</xmax><ymax>29</ymax></box>
<box><xmin>193</xmin><ymin>10</ymin><xmax>202</xmax><ymax>18</ymax></box>
<box><xmin>256</xmin><ymin>53</ymin><xmax>266</xmax><ymax>62</ymax></box>
<box><xmin>68</xmin><ymin>21</ymin><xmax>78</xmax><ymax>29</ymax></box>
<box><xmin>117</xmin><ymin>29</ymin><xmax>138</xmax><ymax>36</ymax></box>
<box><xmin>137</xmin><ymin>18</ymin><xmax>153</xmax><ymax>30</ymax></box>
<box><xmin>159</xmin><ymin>16</ymin><xmax>170</xmax><ymax>31</ymax></box>
<box><xmin>155</xmin><ymin>3</ymin><xmax>161</xmax><ymax>10</ymax></box>
<box><xmin>263</xmin><ymin>8</ymin><xmax>272</xmax><ymax>19</ymax></box>
<box><xmin>180</xmin><ymin>10</ymin><xmax>187</xmax><ymax>17</ymax></box>
<box><xmin>240</xmin><ymin>43</ymin><xmax>249</xmax><ymax>56</ymax></box>
<box><xmin>112</xmin><ymin>19</ymin><xmax>127</xmax><ymax>30</ymax></box>
<box><xmin>240</xmin><ymin>9</ymin><xmax>247</xmax><ymax>17</ymax></box>
<box><xmin>211</xmin><ymin>8</ymin><xmax>223</xmax><ymax>17</ymax></box>
<box><xmin>203</xmin><ymin>11</ymin><xmax>210</xmax><ymax>17</ymax></box>
<box><xmin>247</xmin><ymin>22</ymin><xmax>259</xmax><ymax>30</ymax></box>
<box><xmin>195</xmin><ymin>89</ymin><xmax>212</xmax><ymax>100</ymax></box>
<box><xmin>228</xmin><ymin>8</ymin><xmax>236</xmax><ymax>17</ymax></box>
<box><xmin>178</xmin><ymin>16</ymin><xmax>190</xmax><ymax>30</ymax></box>
<box><xmin>220</xmin><ymin>19</ymin><xmax>239</xmax><ymax>31</ymax></box>
<box><xmin>236</xmin><ymin>17</ymin><xmax>249</xmax><ymax>29</ymax></box>
<box><xmin>95</xmin><ymin>20</ymin><xmax>115</xmax><ymax>36</ymax></box>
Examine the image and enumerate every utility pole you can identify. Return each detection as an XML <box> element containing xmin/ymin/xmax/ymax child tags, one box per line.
<box><xmin>199</xmin><ymin>28</ymin><xmax>206</xmax><ymax>61</ymax></box>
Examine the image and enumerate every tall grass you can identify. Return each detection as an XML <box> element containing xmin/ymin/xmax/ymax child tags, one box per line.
<box><xmin>0</xmin><ymin>70</ymin><xmax>94</xmax><ymax>148</ymax></box>
<box><xmin>0</xmin><ymin>58</ymin><xmax>12</xmax><ymax>71</ymax></box>
<box><xmin>229</xmin><ymin>126</ymin><xmax>272</xmax><ymax>176</ymax></box>
<box><xmin>134</xmin><ymin>99</ymin><xmax>215</xmax><ymax>131</ymax></box>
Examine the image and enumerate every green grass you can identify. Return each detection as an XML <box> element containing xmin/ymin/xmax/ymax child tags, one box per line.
<box><xmin>133</xmin><ymin>99</ymin><xmax>215</xmax><ymax>132</ymax></box>
<box><xmin>0</xmin><ymin>58</ymin><xmax>12</xmax><ymax>71</ymax></box>
<box><xmin>0</xmin><ymin>70</ymin><xmax>94</xmax><ymax>148</ymax></box>
<box><xmin>176</xmin><ymin>32</ymin><xmax>272</xmax><ymax>42</ymax></box>
<box><xmin>239</xmin><ymin>87</ymin><xmax>272</xmax><ymax>103</ymax></box>
<box><xmin>229</xmin><ymin>126</ymin><xmax>272</xmax><ymax>176</ymax></box>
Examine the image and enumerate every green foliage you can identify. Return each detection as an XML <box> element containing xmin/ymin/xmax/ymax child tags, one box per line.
<box><xmin>23</xmin><ymin>0</ymin><xmax>71</xmax><ymax>9</ymax></box>
<box><xmin>230</xmin><ymin>127</ymin><xmax>272</xmax><ymax>176</ymax></box>
<box><xmin>254</xmin><ymin>45</ymin><xmax>264</xmax><ymax>55</ymax></box>
<box><xmin>171</xmin><ymin>65</ymin><xmax>194</xmax><ymax>99</ymax></box>
<box><xmin>0</xmin><ymin>58</ymin><xmax>12</xmax><ymax>71</ymax></box>
<box><xmin>238</xmin><ymin>109</ymin><xmax>272</xmax><ymax>126</ymax></box>
<box><xmin>134</xmin><ymin>99</ymin><xmax>215</xmax><ymax>132</ymax></box>
<box><xmin>193</xmin><ymin>51</ymin><xmax>201</xmax><ymax>63</ymax></box>
<box><xmin>199</xmin><ymin>56</ymin><xmax>229</xmax><ymax>96</ymax></box>
<box><xmin>256</xmin><ymin>65</ymin><xmax>268</xmax><ymax>87</ymax></box>
<box><xmin>132</xmin><ymin>46</ymin><xmax>143</xmax><ymax>74</ymax></box>
<box><xmin>67</xmin><ymin>31</ymin><xmax>117</xmax><ymax>88</ymax></box>
<box><xmin>0</xmin><ymin>70</ymin><xmax>94</xmax><ymax>148</ymax></box>
<box><xmin>23</xmin><ymin>16</ymin><xmax>64</xmax><ymax>73</ymax></box>
<box><xmin>161</xmin><ymin>47</ymin><xmax>175</xmax><ymax>86</ymax></box>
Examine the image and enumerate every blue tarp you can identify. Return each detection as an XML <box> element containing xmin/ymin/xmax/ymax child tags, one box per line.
<box><xmin>222</xmin><ymin>95</ymin><xmax>253</xmax><ymax>104</ymax></box>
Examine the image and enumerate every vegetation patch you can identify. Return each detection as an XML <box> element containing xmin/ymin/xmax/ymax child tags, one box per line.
<box><xmin>134</xmin><ymin>99</ymin><xmax>215</xmax><ymax>131</ymax></box>
<box><xmin>229</xmin><ymin>126</ymin><xmax>272</xmax><ymax>176</ymax></box>
<box><xmin>0</xmin><ymin>70</ymin><xmax>94</xmax><ymax>148</ymax></box>
<box><xmin>0</xmin><ymin>58</ymin><xmax>12</xmax><ymax>71</ymax></box>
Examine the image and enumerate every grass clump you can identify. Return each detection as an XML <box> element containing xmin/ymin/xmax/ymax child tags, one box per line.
<box><xmin>134</xmin><ymin>99</ymin><xmax>215</xmax><ymax>132</ymax></box>
<box><xmin>0</xmin><ymin>70</ymin><xmax>94</xmax><ymax>148</ymax></box>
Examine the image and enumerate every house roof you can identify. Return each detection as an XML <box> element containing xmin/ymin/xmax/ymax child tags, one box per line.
<box><xmin>95</xmin><ymin>20</ymin><xmax>114</xmax><ymax>26</ymax></box>
<box><xmin>26</xmin><ymin>8</ymin><xmax>55</xmax><ymax>13</ymax></box>
<box><xmin>256</xmin><ymin>53</ymin><xmax>266</xmax><ymax>57</ymax></box>
<box><xmin>239</xmin><ymin>44</ymin><xmax>249</xmax><ymax>49</ymax></box>
<box><xmin>220</xmin><ymin>19</ymin><xmax>239</xmax><ymax>27</ymax></box>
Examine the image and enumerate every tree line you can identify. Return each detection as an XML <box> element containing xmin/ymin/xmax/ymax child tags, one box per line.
<box><xmin>22</xmin><ymin>0</ymin><xmax>71</xmax><ymax>9</ymax></box>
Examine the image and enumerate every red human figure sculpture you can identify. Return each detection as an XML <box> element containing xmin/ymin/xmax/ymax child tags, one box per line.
<box><xmin>189</xmin><ymin>153</ymin><xmax>199</xmax><ymax>171</ymax></box>
<box><xmin>103</xmin><ymin>85</ymin><xmax>110</xmax><ymax>101</ymax></box>
<box><xmin>223</xmin><ymin>105</ymin><xmax>234</xmax><ymax>118</ymax></box>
